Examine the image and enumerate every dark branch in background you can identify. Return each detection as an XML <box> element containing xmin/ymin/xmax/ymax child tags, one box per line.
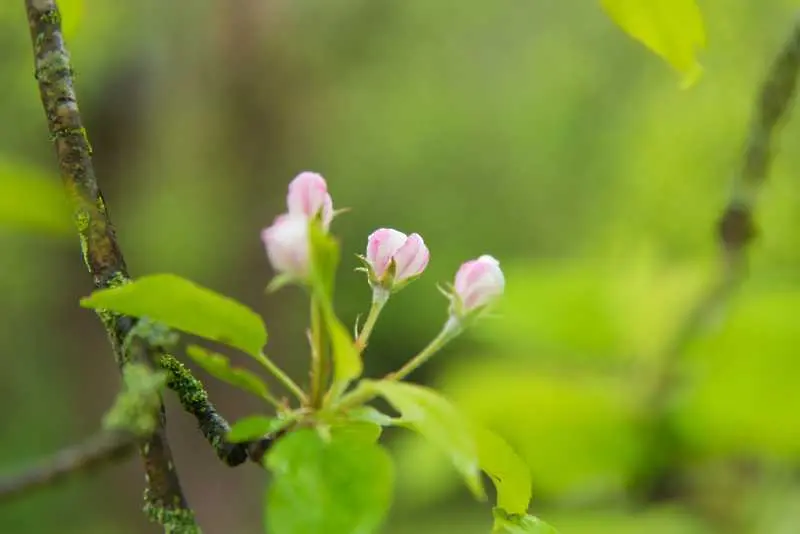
<box><xmin>0</xmin><ymin>430</ymin><xmax>138</xmax><ymax>503</ymax></box>
<box><xmin>0</xmin><ymin>359</ymin><xmax>165</xmax><ymax>505</ymax></box>
<box><xmin>634</xmin><ymin>17</ymin><xmax>800</xmax><ymax>503</ymax></box>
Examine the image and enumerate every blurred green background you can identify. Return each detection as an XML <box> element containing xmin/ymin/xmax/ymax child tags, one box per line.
<box><xmin>2</xmin><ymin>0</ymin><xmax>800</xmax><ymax>533</ymax></box>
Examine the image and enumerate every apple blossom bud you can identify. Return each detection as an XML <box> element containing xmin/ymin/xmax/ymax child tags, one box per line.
<box><xmin>363</xmin><ymin>228</ymin><xmax>429</xmax><ymax>293</ymax></box>
<box><xmin>451</xmin><ymin>255</ymin><xmax>504</xmax><ymax>315</ymax></box>
<box><xmin>261</xmin><ymin>214</ymin><xmax>310</xmax><ymax>278</ymax></box>
<box><xmin>286</xmin><ymin>171</ymin><xmax>334</xmax><ymax>229</ymax></box>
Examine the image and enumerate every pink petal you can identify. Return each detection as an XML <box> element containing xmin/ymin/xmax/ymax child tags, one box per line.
<box><xmin>394</xmin><ymin>233</ymin><xmax>430</xmax><ymax>281</ymax></box>
<box><xmin>287</xmin><ymin>172</ymin><xmax>329</xmax><ymax>219</ymax></box>
<box><xmin>366</xmin><ymin>228</ymin><xmax>407</xmax><ymax>277</ymax></box>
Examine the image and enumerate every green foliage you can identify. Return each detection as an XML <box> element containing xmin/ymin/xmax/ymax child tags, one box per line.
<box><xmin>0</xmin><ymin>159</ymin><xmax>71</xmax><ymax>234</ymax></box>
<box><xmin>479</xmin><ymin>256</ymin><xmax>710</xmax><ymax>363</ymax></box>
<box><xmin>346</xmin><ymin>406</ymin><xmax>399</xmax><ymax>427</ymax></box>
<box><xmin>329</xmin><ymin>420</ymin><xmax>383</xmax><ymax>444</ymax></box>
<box><xmin>362</xmin><ymin>379</ymin><xmax>485</xmax><ymax>500</ymax></box>
<box><xmin>308</xmin><ymin>223</ymin><xmax>362</xmax><ymax>387</ymax></box>
<box><xmin>394</xmin><ymin>362</ymin><xmax>641</xmax><ymax>501</ymax></box>
<box><xmin>264</xmin><ymin>427</ymin><xmax>393</xmax><ymax>534</ymax></box>
<box><xmin>227</xmin><ymin>415</ymin><xmax>290</xmax><ymax>443</ymax></box>
<box><xmin>80</xmin><ymin>274</ymin><xmax>268</xmax><ymax>357</ymax></box>
<box><xmin>184</xmin><ymin>345</ymin><xmax>272</xmax><ymax>402</ymax></box>
<box><xmin>475</xmin><ymin>426</ymin><xmax>532</xmax><ymax>515</ymax></box>
<box><xmin>493</xmin><ymin>508</ymin><xmax>559</xmax><ymax>534</ymax></box>
<box><xmin>677</xmin><ymin>285</ymin><xmax>800</xmax><ymax>457</ymax></box>
<box><xmin>601</xmin><ymin>0</ymin><xmax>706</xmax><ymax>86</ymax></box>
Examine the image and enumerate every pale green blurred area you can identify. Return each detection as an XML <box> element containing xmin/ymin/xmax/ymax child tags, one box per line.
<box><xmin>2</xmin><ymin>0</ymin><xmax>800</xmax><ymax>533</ymax></box>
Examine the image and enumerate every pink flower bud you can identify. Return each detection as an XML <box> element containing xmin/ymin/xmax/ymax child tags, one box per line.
<box><xmin>286</xmin><ymin>171</ymin><xmax>334</xmax><ymax>229</ymax></box>
<box><xmin>453</xmin><ymin>255</ymin><xmax>504</xmax><ymax>313</ymax></box>
<box><xmin>365</xmin><ymin>228</ymin><xmax>430</xmax><ymax>286</ymax></box>
<box><xmin>261</xmin><ymin>214</ymin><xmax>310</xmax><ymax>277</ymax></box>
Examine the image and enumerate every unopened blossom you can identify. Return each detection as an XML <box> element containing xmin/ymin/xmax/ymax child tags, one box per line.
<box><xmin>286</xmin><ymin>171</ymin><xmax>334</xmax><ymax>229</ymax></box>
<box><xmin>364</xmin><ymin>228</ymin><xmax>429</xmax><ymax>291</ymax></box>
<box><xmin>261</xmin><ymin>214</ymin><xmax>310</xmax><ymax>278</ymax></box>
<box><xmin>451</xmin><ymin>255</ymin><xmax>504</xmax><ymax>315</ymax></box>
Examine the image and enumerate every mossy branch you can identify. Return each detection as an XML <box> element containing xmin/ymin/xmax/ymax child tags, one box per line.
<box><xmin>22</xmin><ymin>0</ymin><xmax>277</xmax><ymax>512</ymax></box>
<box><xmin>22</xmin><ymin>1</ymin><xmax>199</xmax><ymax>530</ymax></box>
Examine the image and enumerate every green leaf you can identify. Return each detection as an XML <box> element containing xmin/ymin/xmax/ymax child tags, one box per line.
<box><xmin>362</xmin><ymin>380</ymin><xmax>485</xmax><ymax>500</ymax></box>
<box><xmin>265</xmin><ymin>428</ymin><xmax>394</xmax><ymax>534</ymax></box>
<box><xmin>308</xmin><ymin>221</ymin><xmax>339</xmax><ymax>300</ymax></box>
<box><xmin>330</xmin><ymin>421</ymin><xmax>383</xmax><ymax>444</ymax></box>
<box><xmin>493</xmin><ymin>508</ymin><xmax>559</xmax><ymax>534</ymax></box>
<box><xmin>346</xmin><ymin>406</ymin><xmax>399</xmax><ymax>427</ymax></box>
<box><xmin>601</xmin><ymin>0</ymin><xmax>706</xmax><ymax>87</ymax></box>
<box><xmin>308</xmin><ymin>223</ymin><xmax>362</xmax><ymax>386</ymax></box>
<box><xmin>227</xmin><ymin>415</ymin><xmax>290</xmax><ymax>443</ymax></box>
<box><xmin>185</xmin><ymin>345</ymin><xmax>272</xmax><ymax>401</ymax></box>
<box><xmin>474</xmin><ymin>426</ymin><xmax>532</xmax><ymax>515</ymax></box>
<box><xmin>0</xmin><ymin>160</ymin><xmax>71</xmax><ymax>235</ymax></box>
<box><xmin>80</xmin><ymin>274</ymin><xmax>268</xmax><ymax>357</ymax></box>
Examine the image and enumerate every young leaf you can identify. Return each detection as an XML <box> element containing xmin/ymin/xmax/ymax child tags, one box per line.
<box><xmin>307</xmin><ymin>223</ymin><xmax>362</xmax><ymax>385</ymax></box>
<box><xmin>601</xmin><ymin>0</ymin><xmax>705</xmax><ymax>87</ymax></box>
<box><xmin>81</xmin><ymin>274</ymin><xmax>268</xmax><ymax>357</ymax></box>
<box><xmin>346</xmin><ymin>406</ymin><xmax>399</xmax><ymax>427</ymax></box>
<box><xmin>265</xmin><ymin>428</ymin><xmax>393</xmax><ymax>534</ymax></box>
<box><xmin>362</xmin><ymin>380</ymin><xmax>485</xmax><ymax>500</ymax></box>
<box><xmin>330</xmin><ymin>421</ymin><xmax>383</xmax><ymax>444</ymax></box>
<box><xmin>185</xmin><ymin>345</ymin><xmax>272</xmax><ymax>401</ymax></box>
<box><xmin>308</xmin><ymin>221</ymin><xmax>339</xmax><ymax>300</ymax></box>
<box><xmin>492</xmin><ymin>508</ymin><xmax>559</xmax><ymax>534</ymax></box>
<box><xmin>227</xmin><ymin>415</ymin><xmax>290</xmax><ymax>443</ymax></box>
<box><xmin>475</xmin><ymin>426</ymin><xmax>532</xmax><ymax>515</ymax></box>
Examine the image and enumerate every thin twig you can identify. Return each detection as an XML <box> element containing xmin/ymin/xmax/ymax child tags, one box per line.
<box><xmin>157</xmin><ymin>354</ymin><xmax>277</xmax><ymax>467</ymax></box>
<box><xmin>22</xmin><ymin>1</ymin><xmax>198</xmax><ymax>530</ymax></box>
<box><xmin>0</xmin><ymin>430</ymin><xmax>138</xmax><ymax>503</ymax></box>
<box><xmin>636</xmin><ymin>17</ymin><xmax>800</xmax><ymax>500</ymax></box>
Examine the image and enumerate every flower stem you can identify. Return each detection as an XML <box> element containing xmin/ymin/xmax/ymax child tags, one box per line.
<box><xmin>355</xmin><ymin>289</ymin><xmax>390</xmax><ymax>352</ymax></box>
<box><xmin>386</xmin><ymin>317</ymin><xmax>462</xmax><ymax>382</ymax></box>
<box><xmin>309</xmin><ymin>297</ymin><xmax>328</xmax><ymax>408</ymax></box>
<box><xmin>256</xmin><ymin>353</ymin><xmax>308</xmax><ymax>405</ymax></box>
<box><xmin>335</xmin><ymin>317</ymin><xmax>463</xmax><ymax>411</ymax></box>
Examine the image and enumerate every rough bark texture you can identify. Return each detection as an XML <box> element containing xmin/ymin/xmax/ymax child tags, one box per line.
<box><xmin>22</xmin><ymin>1</ymin><xmax>198</xmax><ymax>531</ymax></box>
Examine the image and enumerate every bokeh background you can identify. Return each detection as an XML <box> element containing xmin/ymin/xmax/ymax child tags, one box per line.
<box><xmin>2</xmin><ymin>1</ymin><xmax>800</xmax><ymax>533</ymax></box>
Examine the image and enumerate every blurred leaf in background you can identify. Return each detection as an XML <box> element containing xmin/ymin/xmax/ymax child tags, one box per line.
<box><xmin>0</xmin><ymin>158</ymin><xmax>71</xmax><ymax>235</ymax></box>
<box><xmin>601</xmin><ymin>0</ymin><xmax>706</xmax><ymax>86</ymax></box>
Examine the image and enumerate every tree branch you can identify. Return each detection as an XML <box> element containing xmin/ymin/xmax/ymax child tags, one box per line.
<box><xmin>635</xmin><ymin>16</ymin><xmax>800</xmax><ymax>501</ymax></box>
<box><xmin>23</xmin><ymin>0</ymin><xmax>275</xmax><ymax>503</ymax></box>
<box><xmin>157</xmin><ymin>354</ymin><xmax>278</xmax><ymax>467</ymax></box>
<box><xmin>0</xmin><ymin>430</ymin><xmax>138</xmax><ymax>503</ymax></box>
<box><xmin>22</xmin><ymin>1</ymin><xmax>198</xmax><ymax>530</ymax></box>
